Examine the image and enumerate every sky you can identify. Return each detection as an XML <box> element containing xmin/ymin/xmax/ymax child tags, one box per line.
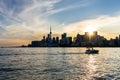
<box><xmin>0</xmin><ymin>0</ymin><xmax>120</xmax><ymax>46</ymax></box>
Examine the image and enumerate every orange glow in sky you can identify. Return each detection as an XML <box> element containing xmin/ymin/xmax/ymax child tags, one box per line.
<box><xmin>84</xmin><ymin>25</ymin><xmax>97</xmax><ymax>35</ymax></box>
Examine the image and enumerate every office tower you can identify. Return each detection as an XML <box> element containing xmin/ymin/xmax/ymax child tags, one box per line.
<box><xmin>85</xmin><ymin>32</ymin><xmax>90</xmax><ymax>42</ymax></box>
<box><xmin>93</xmin><ymin>31</ymin><xmax>98</xmax><ymax>37</ymax></box>
<box><xmin>62</xmin><ymin>33</ymin><xmax>67</xmax><ymax>39</ymax></box>
<box><xmin>56</xmin><ymin>37</ymin><xmax>59</xmax><ymax>44</ymax></box>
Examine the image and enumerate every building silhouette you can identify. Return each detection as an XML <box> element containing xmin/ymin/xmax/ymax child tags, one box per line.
<box><xmin>60</xmin><ymin>33</ymin><xmax>72</xmax><ymax>47</ymax></box>
<box><xmin>26</xmin><ymin>27</ymin><xmax>120</xmax><ymax>47</ymax></box>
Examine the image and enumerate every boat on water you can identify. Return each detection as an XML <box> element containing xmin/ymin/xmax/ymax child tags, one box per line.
<box><xmin>85</xmin><ymin>47</ymin><xmax>99</xmax><ymax>54</ymax></box>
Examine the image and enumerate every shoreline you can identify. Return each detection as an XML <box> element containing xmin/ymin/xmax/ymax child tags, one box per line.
<box><xmin>1</xmin><ymin>46</ymin><xmax>120</xmax><ymax>48</ymax></box>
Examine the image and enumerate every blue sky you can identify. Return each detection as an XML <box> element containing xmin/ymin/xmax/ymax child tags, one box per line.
<box><xmin>0</xmin><ymin>0</ymin><xmax>120</xmax><ymax>46</ymax></box>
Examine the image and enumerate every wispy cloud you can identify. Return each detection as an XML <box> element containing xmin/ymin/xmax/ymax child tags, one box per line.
<box><xmin>63</xmin><ymin>14</ymin><xmax>120</xmax><ymax>39</ymax></box>
<box><xmin>0</xmin><ymin>0</ymin><xmax>62</xmax><ymax>37</ymax></box>
<box><xmin>44</xmin><ymin>1</ymin><xmax>89</xmax><ymax>16</ymax></box>
<box><xmin>0</xmin><ymin>0</ymin><xmax>65</xmax><ymax>46</ymax></box>
<box><xmin>0</xmin><ymin>0</ymin><xmax>119</xmax><ymax>46</ymax></box>
<box><xmin>0</xmin><ymin>0</ymin><xmax>90</xmax><ymax>39</ymax></box>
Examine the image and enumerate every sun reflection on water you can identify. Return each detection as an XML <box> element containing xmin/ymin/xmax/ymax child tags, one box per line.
<box><xmin>0</xmin><ymin>48</ymin><xmax>120</xmax><ymax>80</ymax></box>
<box><xmin>86</xmin><ymin>55</ymin><xmax>97</xmax><ymax>80</ymax></box>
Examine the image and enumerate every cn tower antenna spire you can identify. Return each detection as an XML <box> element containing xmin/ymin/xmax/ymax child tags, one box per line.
<box><xmin>49</xmin><ymin>25</ymin><xmax>52</xmax><ymax>39</ymax></box>
<box><xmin>50</xmin><ymin>25</ymin><xmax>52</xmax><ymax>34</ymax></box>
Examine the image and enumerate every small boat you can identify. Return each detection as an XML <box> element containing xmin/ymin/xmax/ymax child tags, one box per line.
<box><xmin>85</xmin><ymin>47</ymin><xmax>99</xmax><ymax>54</ymax></box>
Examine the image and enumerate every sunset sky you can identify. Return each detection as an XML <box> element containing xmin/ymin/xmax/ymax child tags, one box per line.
<box><xmin>0</xmin><ymin>0</ymin><xmax>120</xmax><ymax>46</ymax></box>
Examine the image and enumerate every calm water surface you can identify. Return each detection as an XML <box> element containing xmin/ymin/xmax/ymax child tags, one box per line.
<box><xmin>0</xmin><ymin>48</ymin><xmax>120</xmax><ymax>80</ymax></box>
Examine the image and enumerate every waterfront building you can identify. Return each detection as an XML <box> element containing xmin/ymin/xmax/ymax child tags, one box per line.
<box><xmin>26</xmin><ymin>28</ymin><xmax>120</xmax><ymax>47</ymax></box>
<box><xmin>117</xmin><ymin>36</ymin><xmax>120</xmax><ymax>46</ymax></box>
<box><xmin>62</xmin><ymin>33</ymin><xmax>67</xmax><ymax>39</ymax></box>
<box><xmin>60</xmin><ymin>33</ymin><xmax>72</xmax><ymax>46</ymax></box>
<box><xmin>74</xmin><ymin>34</ymin><xmax>83</xmax><ymax>46</ymax></box>
<box><xmin>85</xmin><ymin>32</ymin><xmax>90</xmax><ymax>42</ymax></box>
<box><xmin>56</xmin><ymin>37</ymin><xmax>59</xmax><ymax>44</ymax></box>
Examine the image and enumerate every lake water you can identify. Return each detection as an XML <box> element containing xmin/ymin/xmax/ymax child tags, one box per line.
<box><xmin>0</xmin><ymin>48</ymin><xmax>120</xmax><ymax>80</ymax></box>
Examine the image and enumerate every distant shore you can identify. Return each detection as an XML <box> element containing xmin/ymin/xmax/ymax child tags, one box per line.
<box><xmin>1</xmin><ymin>46</ymin><xmax>120</xmax><ymax>48</ymax></box>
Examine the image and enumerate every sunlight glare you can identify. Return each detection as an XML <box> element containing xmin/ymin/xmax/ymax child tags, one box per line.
<box><xmin>84</xmin><ymin>25</ymin><xmax>97</xmax><ymax>35</ymax></box>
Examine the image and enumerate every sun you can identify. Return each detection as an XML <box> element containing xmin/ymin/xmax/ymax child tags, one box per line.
<box><xmin>84</xmin><ymin>25</ymin><xmax>97</xmax><ymax>35</ymax></box>
<box><xmin>89</xmin><ymin>31</ymin><xmax>93</xmax><ymax>35</ymax></box>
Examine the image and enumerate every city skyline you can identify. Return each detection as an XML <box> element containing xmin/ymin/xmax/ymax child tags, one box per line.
<box><xmin>24</xmin><ymin>27</ymin><xmax>120</xmax><ymax>47</ymax></box>
<box><xmin>0</xmin><ymin>0</ymin><xmax>120</xmax><ymax>46</ymax></box>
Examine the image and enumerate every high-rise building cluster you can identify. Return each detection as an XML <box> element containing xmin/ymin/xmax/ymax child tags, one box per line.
<box><xmin>26</xmin><ymin>27</ymin><xmax>120</xmax><ymax>47</ymax></box>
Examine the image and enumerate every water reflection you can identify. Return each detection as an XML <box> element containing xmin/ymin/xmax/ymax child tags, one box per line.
<box><xmin>86</xmin><ymin>55</ymin><xmax>97</xmax><ymax>80</ymax></box>
<box><xmin>0</xmin><ymin>48</ymin><xmax>120</xmax><ymax>80</ymax></box>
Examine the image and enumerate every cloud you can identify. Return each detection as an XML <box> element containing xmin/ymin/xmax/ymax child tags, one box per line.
<box><xmin>0</xmin><ymin>26</ymin><xmax>5</xmax><ymax>34</ymax></box>
<box><xmin>63</xmin><ymin>15</ymin><xmax>120</xmax><ymax>39</ymax></box>
<box><xmin>0</xmin><ymin>0</ymin><xmax>62</xmax><ymax>37</ymax></box>
<box><xmin>0</xmin><ymin>0</ymin><xmax>119</xmax><ymax>46</ymax></box>
<box><xmin>2</xmin><ymin>18</ymin><xmax>50</xmax><ymax>40</ymax></box>
<box><xmin>18</xmin><ymin>0</ymin><xmax>62</xmax><ymax>19</ymax></box>
<box><xmin>1</xmin><ymin>0</ymin><xmax>89</xmax><ymax>40</ymax></box>
<box><xmin>44</xmin><ymin>1</ymin><xmax>89</xmax><ymax>16</ymax></box>
<box><xmin>0</xmin><ymin>0</ymin><xmax>92</xmax><ymax>25</ymax></box>
<box><xmin>0</xmin><ymin>39</ymin><xmax>30</xmax><ymax>47</ymax></box>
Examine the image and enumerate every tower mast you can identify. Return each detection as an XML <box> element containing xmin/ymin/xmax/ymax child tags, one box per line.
<box><xmin>50</xmin><ymin>25</ymin><xmax>52</xmax><ymax>34</ymax></box>
<box><xmin>50</xmin><ymin>25</ymin><xmax>52</xmax><ymax>39</ymax></box>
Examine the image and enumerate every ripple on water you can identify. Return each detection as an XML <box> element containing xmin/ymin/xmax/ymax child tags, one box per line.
<box><xmin>0</xmin><ymin>68</ymin><xmax>23</xmax><ymax>72</ymax></box>
<box><xmin>0</xmin><ymin>48</ymin><xmax>120</xmax><ymax>80</ymax></box>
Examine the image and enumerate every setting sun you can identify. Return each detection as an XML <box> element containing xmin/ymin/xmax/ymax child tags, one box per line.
<box><xmin>84</xmin><ymin>25</ymin><xmax>97</xmax><ymax>35</ymax></box>
<box><xmin>89</xmin><ymin>31</ymin><xmax>93</xmax><ymax>35</ymax></box>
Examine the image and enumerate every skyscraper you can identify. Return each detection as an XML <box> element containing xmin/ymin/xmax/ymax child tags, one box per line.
<box><xmin>93</xmin><ymin>31</ymin><xmax>98</xmax><ymax>37</ymax></box>
<box><xmin>119</xmin><ymin>35</ymin><xmax>120</xmax><ymax>40</ymax></box>
<box><xmin>62</xmin><ymin>33</ymin><xmax>67</xmax><ymax>39</ymax></box>
<box><xmin>92</xmin><ymin>31</ymin><xmax>98</xmax><ymax>42</ymax></box>
<box><xmin>85</xmin><ymin>32</ymin><xmax>90</xmax><ymax>42</ymax></box>
<box><xmin>119</xmin><ymin>35</ymin><xmax>120</xmax><ymax>46</ymax></box>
